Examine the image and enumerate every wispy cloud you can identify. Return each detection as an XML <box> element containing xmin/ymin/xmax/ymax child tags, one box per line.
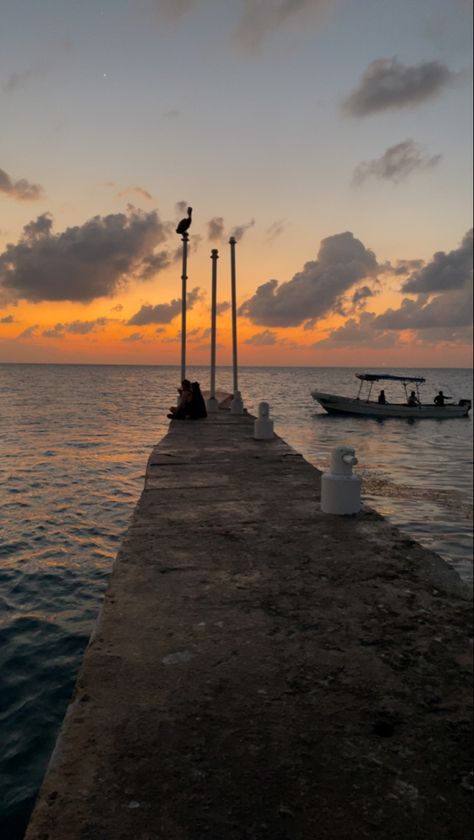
<box><xmin>207</xmin><ymin>216</ymin><xmax>225</xmax><ymax>241</ymax></box>
<box><xmin>234</xmin><ymin>0</ymin><xmax>331</xmax><ymax>54</ymax></box>
<box><xmin>353</xmin><ymin>139</ymin><xmax>442</xmax><ymax>185</ymax></box>
<box><xmin>153</xmin><ymin>0</ymin><xmax>199</xmax><ymax>21</ymax></box>
<box><xmin>127</xmin><ymin>287</ymin><xmax>201</xmax><ymax>325</ymax></box>
<box><xmin>266</xmin><ymin>219</ymin><xmax>287</xmax><ymax>240</ymax></box>
<box><xmin>230</xmin><ymin>218</ymin><xmax>255</xmax><ymax>241</ymax></box>
<box><xmin>117</xmin><ymin>186</ymin><xmax>153</xmax><ymax>201</ymax></box>
<box><xmin>0</xmin><ymin>167</ymin><xmax>44</xmax><ymax>201</ymax></box>
<box><xmin>343</xmin><ymin>57</ymin><xmax>456</xmax><ymax>117</ymax></box>
<box><xmin>244</xmin><ymin>330</ymin><xmax>278</xmax><ymax>346</ymax></box>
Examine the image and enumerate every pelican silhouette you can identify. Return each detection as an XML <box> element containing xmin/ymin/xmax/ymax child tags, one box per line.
<box><xmin>176</xmin><ymin>206</ymin><xmax>192</xmax><ymax>235</ymax></box>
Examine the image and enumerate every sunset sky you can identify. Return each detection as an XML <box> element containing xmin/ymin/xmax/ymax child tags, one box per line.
<box><xmin>0</xmin><ymin>0</ymin><xmax>472</xmax><ymax>367</ymax></box>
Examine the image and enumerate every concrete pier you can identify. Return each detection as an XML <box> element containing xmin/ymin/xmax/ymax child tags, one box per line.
<box><xmin>26</xmin><ymin>412</ymin><xmax>472</xmax><ymax>840</ymax></box>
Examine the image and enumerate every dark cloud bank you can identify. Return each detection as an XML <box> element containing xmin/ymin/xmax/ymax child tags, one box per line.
<box><xmin>314</xmin><ymin>230</ymin><xmax>473</xmax><ymax>347</ymax></box>
<box><xmin>0</xmin><ymin>208</ymin><xmax>171</xmax><ymax>303</ymax></box>
<box><xmin>239</xmin><ymin>232</ymin><xmax>378</xmax><ymax>327</ymax></box>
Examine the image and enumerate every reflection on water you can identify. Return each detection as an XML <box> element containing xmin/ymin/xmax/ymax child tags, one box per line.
<box><xmin>0</xmin><ymin>363</ymin><xmax>472</xmax><ymax>837</ymax></box>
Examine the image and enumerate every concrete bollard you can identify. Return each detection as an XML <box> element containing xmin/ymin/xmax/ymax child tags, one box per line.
<box><xmin>230</xmin><ymin>391</ymin><xmax>244</xmax><ymax>415</ymax></box>
<box><xmin>254</xmin><ymin>402</ymin><xmax>274</xmax><ymax>440</ymax></box>
<box><xmin>321</xmin><ymin>446</ymin><xmax>361</xmax><ymax>515</ymax></box>
<box><xmin>206</xmin><ymin>396</ymin><xmax>219</xmax><ymax>413</ymax></box>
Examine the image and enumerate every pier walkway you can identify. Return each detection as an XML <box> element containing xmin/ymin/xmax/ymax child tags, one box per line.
<box><xmin>26</xmin><ymin>412</ymin><xmax>472</xmax><ymax>839</ymax></box>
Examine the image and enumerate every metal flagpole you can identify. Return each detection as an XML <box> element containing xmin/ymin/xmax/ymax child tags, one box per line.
<box><xmin>229</xmin><ymin>236</ymin><xmax>244</xmax><ymax>414</ymax></box>
<box><xmin>207</xmin><ymin>248</ymin><xmax>219</xmax><ymax>413</ymax></box>
<box><xmin>180</xmin><ymin>232</ymin><xmax>189</xmax><ymax>382</ymax></box>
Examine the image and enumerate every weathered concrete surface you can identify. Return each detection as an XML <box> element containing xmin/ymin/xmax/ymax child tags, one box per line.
<box><xmin>26</xmin><ymin>413</ymin><xmax>472</xmax><ymax>840</ymax></box>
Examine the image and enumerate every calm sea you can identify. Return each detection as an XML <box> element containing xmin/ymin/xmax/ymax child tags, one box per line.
<box><xmin>0</xmin><ymin>364</ymin><xmax>472</xmax><ymax>838</ymax></box>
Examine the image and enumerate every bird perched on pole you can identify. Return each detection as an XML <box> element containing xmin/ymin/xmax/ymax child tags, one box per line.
<box><xmin>176</xmin><ymin>206</ymin><xmax>193</xmax><ymax>235</ymax></box>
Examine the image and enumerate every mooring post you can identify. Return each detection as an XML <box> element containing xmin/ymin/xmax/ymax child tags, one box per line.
<box><xmin>321</xmin><ymin>446</ymin><xmax>361</xmax><ymax>515</ymax></box>
<box><xmin>180</xmin><ymin>232</ymin><xmax>189</xmax><ymax>382</ymax></box>
<box><xmin>229</xmin><ymin>236</ymin><xmax>244</xmax><ymax>415</ymax></box>
<box><xmin>207</xmin><ymin>248</ymin><xmax>219</xmax><ymax>414</ymax></box>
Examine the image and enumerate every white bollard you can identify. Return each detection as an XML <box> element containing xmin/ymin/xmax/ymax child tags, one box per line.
<box><xmin>230</xmin><ymin>390</ymin><xmax>244</xmax><ymax>415</ymax></box>
<box><xmin>321</xmin><ymin>446</ymin><xmax>361</xmax><ymax>515</ymax></box>
<box><xmin>206</xmin><ymin>396</ymin><xmax>219</xmax><ymax>413</ymax></box>
<box><xmin>254</xmin><ymin>402</ymin><xmax>274</xmax><ymax>440</ymax></box>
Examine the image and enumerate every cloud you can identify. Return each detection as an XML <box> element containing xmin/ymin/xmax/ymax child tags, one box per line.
<box><xmin>353</xmin><ymin>140</ymin><xmax>442</xmax><ymax>185</ymax></box>
<box><xmin>402</xmin><ymin>229</ymin><xmax>472</xmax><ymax>293</ymax></box>
<box><xmin>154</xmin><ymin>0</ymin><xmax>198</xmax><ymax>20</ymax></box>
<box><xmin>208</xmin><ymin>216</ymin><xmax>225</xmax><ymax>241</ymax></box>
<box><xmin>352</xmin><ymin>286</ymin><xmax>375</xmax><ymax>308</ymax></box>
<box><xmin>122</xmin><ymin>332</ymin><xmax>145</xmax><ymax>342</ymax></box>
<box><xmin>266</xmin><ymin>219</ymin><xmax>287</xmax><ymax>240</ymax></box>
<box><xmin>216</xmin><ymin>301</ymin><xmax>231</xmax><ymax>315</ymax></box>
<box><xmin>244</xmin><ymin>330</ymin><xmax>278</xmax><ymax>346</ymax></box>
<box><xmin>3</xmin><ymin>67</ymin><xmax>37</xmax><ymax>93</ymax></box>
<box><xmin>230</xmin><ymin>218</ymin><xmax>255</xmax><ymax>241</ymax></box>
<box><xmin>0</xmin><ymin>314</ymin><xmax>15</xmax><ymax>323</ymax></box>
<box><xmin>0</xmin><ymin>207</ymin><xmax>169</xmax><ymax>303</ymax></box>
<box><xmin>111</xmin><ymin>303</ymin><xmax>124</xmax><ymax>312</ymax></box>
<box><xmin>137</xmin><ymin>250</ymin><xmax>172</xmax><ymax>279</ymax></box>
<box><xmin>127</xmin><ymin>286</ymin><xmax>201</xmax><ymax>325</ymax></box>
<box><xmin>388</xmin><ymin>259</ymin><xmax>425</xmax><ymax>276</ymax></box>
<box><xmin>239</xmin><ymin>231</ymin><xmax>378</xmax><ymax>327</ymax></box>
<box><xmin>42</xmin><ymin>318</ymin><xmax>110</xmax><ymax>339</ymax></box>
<box><xmin>175</xmin><ymin>200</ymin><xmax>189</xmax><ymax>216</ymax></box>
<box><xmin>234</xmin><ymin>0</ymin><xmax>331</xmax><ymax>53</ymax></box>
<box><xmin>370</xmin><ymin>230</ymin><xmax>473</xmax><ymax>331</ymax></box>
<box><xmin>117</xmin><ymin>186</ymin><xmax>153</xmax><ymax>201</ymax></box>
<box><xmin>314</xmin><ymin>312</ymin><xmax>399</xmax><ymax>348</ymax></box>
<box><xmin>16</xmin><ymin>325</ymin><xmax>38</xmax><ymax>339</ymax></box>
<box><xmin>375</xmin><ymin>287</ymin><xmax>473</xmax><ymax>330</ymax></box>
<box><xmin>0</xmin><ymin>167</ymin><xmax>44</xmax><ymax>201</ymax></box>
<box><xmin>42</xmin><ymin>327</ymin><xmax>65</xmax><ymax>339</ymax></box>
<box><xmin>194</xmin><ymin>342</ymin><xmax>224</xmax><ymax>352</ymax></box>
<box><xmin>343</xmin><ymin>58</ymin><xmax>456</xmax><ymax>117</ymax></box>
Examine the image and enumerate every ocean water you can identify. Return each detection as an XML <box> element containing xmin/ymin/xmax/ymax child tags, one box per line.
<box><xmin>0</xmin><ymin>363</ymin><xmax>472</xmax><ymax>838</ymax></box>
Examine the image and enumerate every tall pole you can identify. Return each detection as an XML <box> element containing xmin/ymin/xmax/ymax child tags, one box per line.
<box><xmin>229</xmin><ymin>236</ymin><xmax>238</xmax><ymax>395</ymax></box>
<box><xmin>229</xmin><ymin>236</ymin><xmax>244</xmax><ymax>414</ymax></box>
<box><xmin>180</xmin><ymin>232</ymin><xmax>189</xmax><ymax>382</ymax></box>
<box><xmin>207</xmin><ymin>248</ymin><xmax>219</xmax><ymax>413</ymax></box>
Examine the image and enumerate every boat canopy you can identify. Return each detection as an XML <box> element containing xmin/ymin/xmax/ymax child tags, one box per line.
<box><xmin>356</xmin><ymin>373</ymin><xmax>426</xmax><ymax>383</ymax></box>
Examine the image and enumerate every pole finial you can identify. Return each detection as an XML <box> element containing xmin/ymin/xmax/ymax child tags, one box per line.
<box><xmin>229</xmin><ymin>236</ymin><xmax>236</xmax><ymax>245</ymax></box>
<box><xmin>211</xmin><ymin>248</ymin><xmax>219</xmax><ymax>258</ymax></box>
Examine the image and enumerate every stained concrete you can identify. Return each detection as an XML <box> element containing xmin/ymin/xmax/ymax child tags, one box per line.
<box><xmin>25</xmin><ymin>412</ymin><xmax>472</xmax><ymax>840</ymax></box>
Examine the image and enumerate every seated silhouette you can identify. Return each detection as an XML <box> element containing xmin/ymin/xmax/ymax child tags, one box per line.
<box><xmin>188</xmin><ymin>382</ymin><xmax>207</xmax><ymax>419</ymax></box>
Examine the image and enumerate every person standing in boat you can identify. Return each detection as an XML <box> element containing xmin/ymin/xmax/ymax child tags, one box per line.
<box><xmin>377</xmin><ymin>390</ymin><xmax>387</xmax><ymax>405</ymax></box>
<box><xmin>434</xmin><ymin>390</ymin><xmax>446</xmax><ymax>406</ymax></box>
<box><xmin>407</xmin><ymin>390</ymin><xmax>420</xmax><ymax>407</ymax></box>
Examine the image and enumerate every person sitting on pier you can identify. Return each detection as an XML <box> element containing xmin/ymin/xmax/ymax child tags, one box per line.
<box><xmin>189</xmin><ymin>382</ymin><xmax>207</xmax><ymax>419</ymax></box>
<box><xmin>407</xmin><ymin>390</ymin><xmax>420</xmax><ymax>407</ymax></box>
<box><xmin>434</xmin><ymin>390</ymin><xmax>446</xmax><ymax>406</ymax></box>
<box><xmin>168</xmin><ymin>379</ymin><xmax>192</xmax><ymax>419</ymax></box>
<box><xmin>377</xmin><ymin>389</ymin><xmax>387</xmax><ymax>405</ymax></box>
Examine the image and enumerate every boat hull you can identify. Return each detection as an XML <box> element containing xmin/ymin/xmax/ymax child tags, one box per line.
<box><xmin>312</xmin><ymin>391</ymin><xmax>471</xmax><ymax>419</ymax></box>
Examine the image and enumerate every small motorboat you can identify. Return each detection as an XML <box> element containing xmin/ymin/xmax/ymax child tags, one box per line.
<box><xmin>312</xmin><ymin>373</ymin><xmax>471</xmax><ymax>419</ymax></box>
